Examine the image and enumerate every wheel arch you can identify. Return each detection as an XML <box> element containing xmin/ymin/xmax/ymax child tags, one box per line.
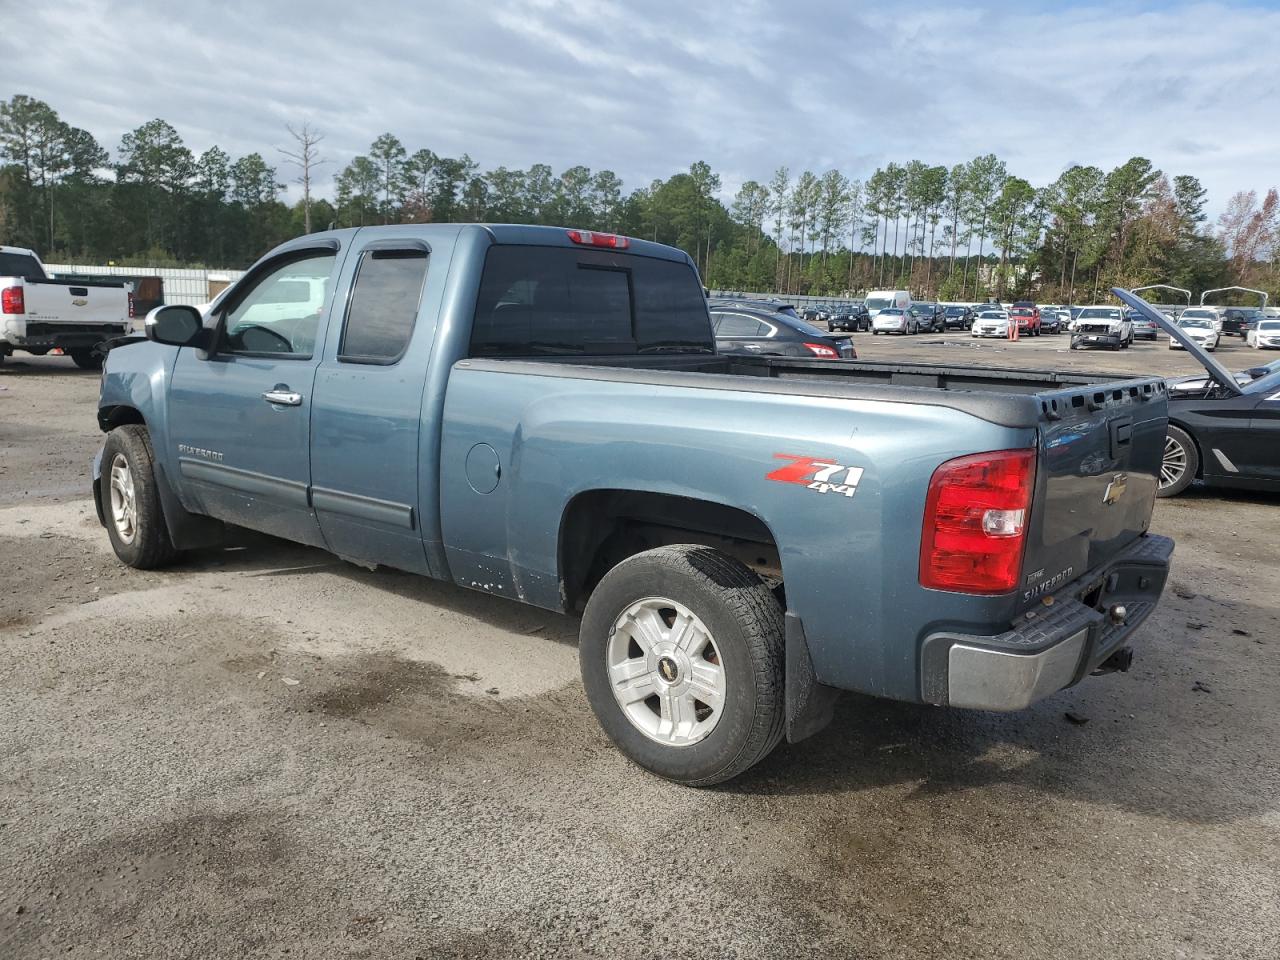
<box><xmin>557</xmin><ymin>488</ymin><xmax>783</xmax><ymax>616</ymax></box>
<box><xmin>98</xmin><ymin>403</ymin><xmax>148</xmax><ymax>433</ymax></box>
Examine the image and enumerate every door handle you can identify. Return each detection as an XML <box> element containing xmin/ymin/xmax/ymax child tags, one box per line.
<box><xmin>262</xmin><ymin>388</ymin><xmax>303</xmax><ymax>406</ymax></box>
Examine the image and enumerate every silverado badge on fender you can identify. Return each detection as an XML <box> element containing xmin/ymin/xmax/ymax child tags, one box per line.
<box><xmin>766</xmin><ymin>454</ymin><xmax>864</xmax><ymax>498</ymax></box>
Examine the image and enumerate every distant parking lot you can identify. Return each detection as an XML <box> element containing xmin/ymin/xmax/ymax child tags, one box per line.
<box><xmin>2</xmin><ymin>349</ymin><xmax>1278</xmax><ymax>959</ymax></box>
<box><xmin>847</xmin><ymin>322</ymin><xmax>1247</xmax><ymax>374</ymax></box>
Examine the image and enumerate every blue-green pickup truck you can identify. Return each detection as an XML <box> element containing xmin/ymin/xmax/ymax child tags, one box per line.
<box><xmin>93</xmin><ymin>224</ymin><xmax>1174</xmax><ymax>785</ymax></box>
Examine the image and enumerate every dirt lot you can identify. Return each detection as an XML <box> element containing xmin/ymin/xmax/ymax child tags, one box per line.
<box><xmin>2</xmin><ymin>335</ymin><xmax>1278</xmax><ymax>960</ymax></box>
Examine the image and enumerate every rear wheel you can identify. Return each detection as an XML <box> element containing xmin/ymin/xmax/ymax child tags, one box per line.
<box><xmin>1158</xmin><ymin>425</ymin><xmax>1198</xmax><ymax>498</ymax></box>
<box><xmin>70</xmin><ymin>348</ymin><xmax>102</xmax><ymax>370</ymax></box>
<box><xmin>579</xmin><ymin>545</ymin><xmax>785</xmax><ymax>786</ymax></box>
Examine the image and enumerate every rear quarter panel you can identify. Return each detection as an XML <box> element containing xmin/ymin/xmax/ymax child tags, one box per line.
<box><xmin>439</xmin><ymin>366</ymin><xmax>1034</xmax><ymax>701</ymax></box>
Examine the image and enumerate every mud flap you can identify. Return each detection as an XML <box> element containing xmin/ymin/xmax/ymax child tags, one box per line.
<box><xmin>785</xmin><ymin>612</ymin><xmax>840</xmax><ymax>743</ymax></box>
<box><xmin>152</xmin><ymin>459</ymin><xmax>226</xmax><ymax>551</ymax></box>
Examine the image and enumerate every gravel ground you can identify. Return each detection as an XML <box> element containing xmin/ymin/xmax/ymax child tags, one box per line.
<box><xmin>1</xmin><ymin>339</ymin><xmax>1278</xmax><ymax>960</ymax></box>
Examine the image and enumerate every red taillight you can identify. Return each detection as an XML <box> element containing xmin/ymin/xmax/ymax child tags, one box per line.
<box><xmin>566</xmin><ymin>229</ymin><xmax>630</xmax><ymax>249</ymax></box>
<box><xmin>1</xmin><ymin>286</ymin><xmax>24</xmax><ymax>314</ymax></box>
<box><xmin>127</xmin><ymin>291</ymin><xmax>135</xmax><ymax>318</ymax></box>
<box><xmin>919</xmin><ymin>448</ymin><xmax>1036</xmax><ymax>595</ymax></box>
<box><xmin>803</xmin><ymin>342</ymin><xmax>838</xmax><ymax>359</ymax></box>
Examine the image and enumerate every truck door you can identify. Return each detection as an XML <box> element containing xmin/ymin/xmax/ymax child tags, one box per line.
<box><xmin>308</xmin><ymin>237</ymin><xmax>439</xmax><ymax>575</ymax></box>
<box><xmin>167</xmin><ymin>246</ymin><xmax>341</xmax><ymax>547</ymax></box>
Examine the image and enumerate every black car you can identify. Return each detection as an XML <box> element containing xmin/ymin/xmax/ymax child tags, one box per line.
<box><xmin>709</xmin><ymin>305</ymin><xmax>857</xmax><ymax>360</ymax></box>
<box><xmin>828</xmin><ymin>303</ymin><xmax>871</xmax><ymax>332</ymax></box>
<box><xmin>942</xmin><ymin>305</ymin><xmax>973</xmax><ymax>330</ymax></box>
<box><xmin>1120</xmin><ymin>298</ymin><xmax>1280</xmax><ymax>497</ymax></box>
<box><xmin>1220</xmin><ymin>307</ymin><xmax>1262</xmax><ymax>339</ymax></box>
<box><xmin>910</xmin><ymin>302</ymin><xmax>946</xmax><ymax>333</ymax></box>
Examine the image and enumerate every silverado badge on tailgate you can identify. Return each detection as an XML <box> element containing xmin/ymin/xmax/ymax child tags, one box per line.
<box><xmin>767</xmin><ymin>454</ymin><xmax>864</xmax><ymax>498</ymax></box>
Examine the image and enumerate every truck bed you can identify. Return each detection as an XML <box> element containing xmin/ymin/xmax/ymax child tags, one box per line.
<box><xmin>461</xmin><ymin>354</ymin><xmax>1167</xmax><ymax>431</ymax></box>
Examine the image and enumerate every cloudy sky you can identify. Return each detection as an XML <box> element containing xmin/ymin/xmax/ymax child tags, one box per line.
<box><xmin>5</xmin><ymin>0</ymin><xmax>1278</xmax><ymax>212</ymax></box>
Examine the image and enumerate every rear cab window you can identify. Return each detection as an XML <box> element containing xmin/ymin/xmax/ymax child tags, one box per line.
<box><xmin>0</xmin><ymin>252</ymin><xmax>45</xmax><ymax>279</ymax></box>
<box><xmin>340</xmin><ymin>248</ymin><xmax>430</xmax><ymax>363</ymax></box>
<box><xmin>470</xmin><ymin>245</ymin><xmax>714</xmax><ymax>357</ymax></box>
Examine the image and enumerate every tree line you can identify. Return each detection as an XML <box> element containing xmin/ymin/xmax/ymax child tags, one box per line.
<box><xmin>1</xmin><ymin>93</ymin><xmax>1276</xmax><ymax>304</ymax></box>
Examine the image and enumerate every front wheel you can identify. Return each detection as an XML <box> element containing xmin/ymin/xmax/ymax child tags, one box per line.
<box><xmin>101</xmin><ymin>425</ymin><xmax>178</xmax><ymax>568</ymax></box>
<box><xmin>1158</xmin><ymin>425</ymin><xmax>1198</xmax><ymax>497</ymax></box>
<box><xmin>579</xmin><ymin>545</ymin><xmax>785</xmax><ymax>787</ymax></box>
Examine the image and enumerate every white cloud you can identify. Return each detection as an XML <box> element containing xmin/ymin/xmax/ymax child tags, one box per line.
<box><xmin>2</xmin><ymin>0</ymin><xmax>1275</xmax><ymax>213</ymax></box>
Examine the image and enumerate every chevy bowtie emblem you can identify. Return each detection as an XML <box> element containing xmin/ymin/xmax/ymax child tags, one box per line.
<box><xmin>1103</xmin><ymin>473</ymin><xmax>1128</xmax><ymax>505</ymax></box>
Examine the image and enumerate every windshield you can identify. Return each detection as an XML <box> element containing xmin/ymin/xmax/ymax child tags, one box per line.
<box><xmin>945</xmin><ymin>306</ymin><xmax>966</xmax><ymax>315</ymax></box>
<box><xmin>1179</xmin><ymin>318</ymin><xmax>1213</xmax><ymax>329</ymax></box>
<box><xmin>1078</xmin><ymin>308</ymin><xmax>1120</xmax><ymax>320</ymax></box>
<box><xmin>978</xmin><ymin>312</ymin><xmax>1005</xmax><ymax>319</ymax></box>
<box><xmin>880</xmin><ymin>308</ymin><xmax>903</xmax><ymax>316</ymax></box>
<box><xmin>1182</xmin><ymin>309</ymin><xmax>1215</xmax><ymax>320</ymax></box>
<box><xmin>1257</xmin><ymin>321</ymin><xmax>1280</xmax><ymax>332</ymax></box>
<box><xmin>865</xmin><ymin>298</ymin><xmax>892</xmax><ymax>311</ymax></box>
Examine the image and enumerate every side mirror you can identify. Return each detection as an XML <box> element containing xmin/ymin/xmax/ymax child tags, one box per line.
<box><xmin>145</xmin><ymin>305</ymin><xmax>207</xmax><ymax>348</ymax></box>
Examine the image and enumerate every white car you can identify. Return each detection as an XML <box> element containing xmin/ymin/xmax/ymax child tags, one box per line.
<box><xmin>1176</xmin><ymin>307</ymin><xmax>1222</xmax><ymax>330</ymax></box>
<box><xmin>1070</xmin><ymin>306</ymin><xmax>1133</xmax><ymax>350</ymax></box>
<box><xmin>1248</xmin><ymin>318</ymin><xmax>1280</xmax><ymax>349</ymax></box>
<box><xmin>1169</xmin><ymin>316</ymin><xmax>1220</xmax><ymax>352</ymax></box>
<box><xmin>970</xmin><ymin>310</ymin><xmax>1010</xmax><ymax>338</ymax></box>
<box><xmin>871</xmin><ymin>307</ymin><xmax>917</xmax><ymax>335</ymax></box>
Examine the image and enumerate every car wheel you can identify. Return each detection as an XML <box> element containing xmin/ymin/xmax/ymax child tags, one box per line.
<box><xmin>1158</xmin><ymin>426</ymin><xmax>1198</xmax><ymax>498</ymax></box>
<box><xmin>579</xmin><ymin>545</ymin><xmax>785</xmax><ymax>786</ymax></box>
<box><xmin>70</xmin><ymin>348</ymin><xmax>103</xmax><ymax>370</ymax></box>
<box><xmin>101</xmin><ymin>425</ymin><xmax>179</xmax><ymax>569</ymax></box>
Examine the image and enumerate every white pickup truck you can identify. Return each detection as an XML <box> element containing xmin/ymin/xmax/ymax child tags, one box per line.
<box><xmin>0</xmin><ymin>246</ymin><xmax>133</xmax><ymax>369</ymax></box>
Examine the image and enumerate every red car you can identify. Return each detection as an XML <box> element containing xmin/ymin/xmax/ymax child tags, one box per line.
<box><xmin>1009</xmin><ymin>302</ymin><xmax>1042</xmax><ymax>336</ymax></box>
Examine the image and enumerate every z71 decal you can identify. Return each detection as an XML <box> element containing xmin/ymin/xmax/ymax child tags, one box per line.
<box><xmin>766</xmin><ymin>454</ymin><xmax>864</xmax><ymax>498</ymax></box>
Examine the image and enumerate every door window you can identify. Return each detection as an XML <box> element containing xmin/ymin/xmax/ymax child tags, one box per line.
<box><xmin>220</xmin><ymin>251</ymin><xmax>338</xmax><ymax>357</ymax></box>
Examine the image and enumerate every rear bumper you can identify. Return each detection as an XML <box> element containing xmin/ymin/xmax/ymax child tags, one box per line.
<box><xmin>2</xmin><ymin>318</ymin><xmax>127</xmax><ymax>349</ymax></box>
<box><xmin>920</xmin><ymin>534</ymin><xmax>1174</xmax><ymax>711</ymax></box>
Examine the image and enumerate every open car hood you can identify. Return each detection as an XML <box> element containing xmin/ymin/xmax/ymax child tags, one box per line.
<box><xmin>1111</xmin><ymin>287</ymin><xmax>1243</xmax><ymax>398</ymax></box>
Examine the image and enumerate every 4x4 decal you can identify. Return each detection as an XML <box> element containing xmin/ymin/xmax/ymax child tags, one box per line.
<box><xmin>766</xmin><ymin>454</ymin><xmax>864</xmax><ymax>498</ymax></box>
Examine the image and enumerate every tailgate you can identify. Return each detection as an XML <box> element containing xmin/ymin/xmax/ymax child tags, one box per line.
<box><xmin>24</xmin><ymin>281</ymin><xmax>130</xmax><ymax>326</ymax></box>
<box><xmin>1019</xmin><ymin>378</ymin><xmax>1167</xmax><ymax>608</ymax></box>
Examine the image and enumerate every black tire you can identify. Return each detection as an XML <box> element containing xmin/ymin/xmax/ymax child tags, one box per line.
<box><xmin>70</xmin><ymin>348</ymin><xmax>102</xmax><ymax>370</ymax></box>
<box><xmin>579</xmin><ymin>545</ymin><xmax>785</xmax><ymax>787</ymax></box>
<box><xmin>1158</xmin><ymin>425</ymin><xmax>1198</xmax><ymax>498</ymax></box>
<box><xmin>100</xmin><ymin>425</ymin><xmax>178</xmax><ymax>568</ymax></box>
